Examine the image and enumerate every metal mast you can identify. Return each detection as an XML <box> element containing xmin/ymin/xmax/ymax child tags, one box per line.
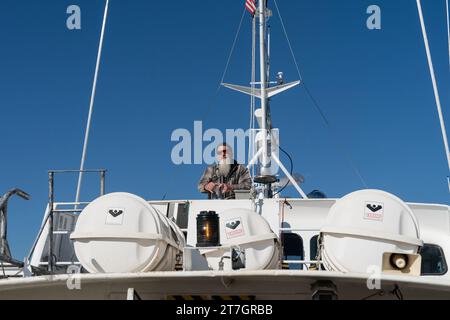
<box><xmin>223</xmin><ymin>0</ymin><xmax>307</xmax><ymax>198</ymax></box>
<box><xmin>258</xmin><ymin>0</ymin><xmax>270</xmax><ymax>177</ymax></box>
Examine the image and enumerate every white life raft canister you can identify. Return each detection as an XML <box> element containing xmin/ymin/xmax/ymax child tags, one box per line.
<box><xmin>320</xmin><ymin>190</ymin><xmax>423</xmax><ymax>273</ymax></box>
<box><xmin>71</xmin><ymin>193</ymin><xmax>185</xmax><ymax>273</ymax></box>
<box><xmin>201</xmin><ymin>208</ymin><xmax>280</xmax><ymax>271</ymax></box>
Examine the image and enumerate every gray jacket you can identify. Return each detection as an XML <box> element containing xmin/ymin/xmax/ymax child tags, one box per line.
<box><xmin>198</xmin><ymin>161</ymin><xmax>252</xmax><ymax>199</ymax></box>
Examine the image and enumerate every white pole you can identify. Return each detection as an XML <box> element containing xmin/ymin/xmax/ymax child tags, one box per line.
<box><xmin>75</xmin><ymin>0</ymin><xmax>110</xmax><ymax>205</ymax></box>
<box><xmin>247</xmin><ymin>148</ymin><xmax>264</xmax><ymax>169</ymax></box>
<box><xmin>267</xmin><ymin>26</ymin><xmax>271</xmax><ymax>82</ymax></box>
<box><xmin>416</xmin><ymin>0</ymin><xmax>450</xmax><ymax>174</ymax></box>
<box><xmin>249</xmin><ymin>15</ymin><xmax>257</xmax><ymax>177</ymax></box>
<box><xmin>259</xmin><ymin>0</ymin><xmax>270</xmax><ymax>176</ymax></box>
<box><xmin>272</xmin><ymin>153</ymin><xmax>308</xmax><ymax>199</ymax></box>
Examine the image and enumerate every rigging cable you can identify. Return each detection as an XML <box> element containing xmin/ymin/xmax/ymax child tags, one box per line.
<box><xmin>416</xmin><ymin>0</ymin><xmax>450</xmax><ymax>183</ymax></box>
<box><xmin>201</xmin><ymin>8</ymin><xmax>247</xmax><ymax>121</ymax></box>
<box><xmin>273</xmin><ymin>146</ymin><xmax>294</xmax><ymax>197</ymax></box>
<box><xmin>162</xmin><ymin>7</ymin><xmax>247</xmax><ymax>200</ymax></box>
<box><xmin>272</xmin><ymin>0</ymin><xmax>368</xmax><ymax>189</ymax></box>
<box><xmin>75</xmin><ymin>0</ymin><xmax>110</xmax><ymax>206</ymax></box>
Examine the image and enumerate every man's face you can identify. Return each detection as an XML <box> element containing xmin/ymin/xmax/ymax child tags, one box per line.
<box><xmin>217</xmin><ymin>146</ymin><xmax>232</xmax><ymax>162</ymax></box>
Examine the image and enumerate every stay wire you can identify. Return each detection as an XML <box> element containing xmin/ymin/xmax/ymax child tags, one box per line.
<box><xmin>273</xmin><ymin>0</ymin><xmax>368</xmax><ymax>188</ymax></box>
<box><xmin>200</xmin><ymin>8</ymin><xmax>247</xmax><ymax>121</ymax></box>
<box><xmin>163</xmin><ymin>8</ymin><xmax>247</xmax><ymax>200</ymax></box>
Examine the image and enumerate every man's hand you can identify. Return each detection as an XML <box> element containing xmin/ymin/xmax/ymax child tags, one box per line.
<box><xmin>220</xmin><ymin>184</ymin><xmax>234</xmax><ymax>194</ymax></box>
<box><xmin>205</xmin><ymin>182</ymin><xmax>217</xmax><ymax>193</ymax></box>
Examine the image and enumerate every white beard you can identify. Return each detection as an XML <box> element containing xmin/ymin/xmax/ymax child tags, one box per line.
<box><xmin>218</xmin><ymin>158</ymin><xmax>233</xmax><ymax>177</ymax></box>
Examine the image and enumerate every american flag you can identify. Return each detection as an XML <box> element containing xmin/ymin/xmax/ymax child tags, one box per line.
<box><xmin>245</xmin><ymin>0</ymin><xmax>257</xmax><ymax>16</ymax></box>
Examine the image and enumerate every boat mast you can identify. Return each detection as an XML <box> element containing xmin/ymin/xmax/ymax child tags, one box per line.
<box><xmin>222</xmin><ymin>0</ymin><xmax>306</xmax><ymax>198</ymax></box>
<box><xmin>258</xmin><ymin>0</ymin><xmax>270</xmax><ymax>177</ymax></box>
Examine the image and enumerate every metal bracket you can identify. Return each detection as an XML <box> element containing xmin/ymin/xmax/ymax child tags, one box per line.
<box><xmin>127</xmin><ymin>288</ymin><xmax>142</xmax><ymax>301</ymax></box>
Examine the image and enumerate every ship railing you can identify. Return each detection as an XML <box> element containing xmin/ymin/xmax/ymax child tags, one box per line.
<box><xmin>27</xmin><ymin>202</ymin><xmax>89</xmax><ymax>273</ymax></box>
<box><xmin>27</xmin><ymin>170</ymin><xmax>106</xmax><ymax>274</ymax></box>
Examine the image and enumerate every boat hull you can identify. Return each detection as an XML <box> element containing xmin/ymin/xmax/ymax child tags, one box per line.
<box><xmin>0</xmin><ymin>271</ymin><xmax>449</xmax><ymax>300</ymax></box>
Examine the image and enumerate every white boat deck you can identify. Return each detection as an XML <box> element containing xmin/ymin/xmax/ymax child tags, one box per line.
<box><xmin>0</xmin><ymin>270</ymin><xmax>449</xmax><ymax>300</ymax></box>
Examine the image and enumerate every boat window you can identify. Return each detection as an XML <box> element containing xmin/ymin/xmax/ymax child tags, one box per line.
<box><xmin>310</xmin><ymin>235</ymin><xmax>319</xmax><ymax>260</ymax></box>
<box><xmin>282</xmin><ymin>233</ymin><xmax>304</xmax><ymax>270</ymax></box>
<box><xmin>420</xmin><ymin>244</ymin><xmax>448</xmax><ymax>276</ymax></box>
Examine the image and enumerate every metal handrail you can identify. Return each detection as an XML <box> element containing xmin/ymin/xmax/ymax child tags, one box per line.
<box><xmin>45</xmin><ymin>169</ymin><xmax>107</xmax><ymax>273</ymax></box>
<box><xmin>52</xmin><ymin>209</ymin><xmax>83</xmax><ymax>213</ymax></box>
<box><xmin>283</xmin><ymin>260</ymin><xmax>320</xmax><ymax>264</ymax></box>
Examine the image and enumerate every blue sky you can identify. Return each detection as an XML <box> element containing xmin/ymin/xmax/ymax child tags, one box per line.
<box><xmin>0</xmin><ymin>0</ymin><xmax>449</xmax><ymax>258</ymax></box>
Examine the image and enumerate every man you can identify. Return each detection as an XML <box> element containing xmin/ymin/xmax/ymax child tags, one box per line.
<box><xmin>198</xmin><ymin>143</ymin><xmax>252</xmax><ymax>200</ymax></box>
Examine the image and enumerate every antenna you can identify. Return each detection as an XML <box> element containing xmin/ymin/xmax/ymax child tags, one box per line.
<box><xmin>447</xmin><ymin>0</ymin><xmax>450</xmax><ymax>68</ymax></box>
<box><xmin>223</xmin><ymin>0</ymin><xmax>307</xmax><ymax>199</ymax></box>
<box><xmin>75</xmin><ymin>0</ymin><xmax>110</xmax><ymax>207</ymax></box>
<box><xmin>416</xmin><ymin>0</ymin><xmax>450</xmax><ymax>192</ymax></box>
